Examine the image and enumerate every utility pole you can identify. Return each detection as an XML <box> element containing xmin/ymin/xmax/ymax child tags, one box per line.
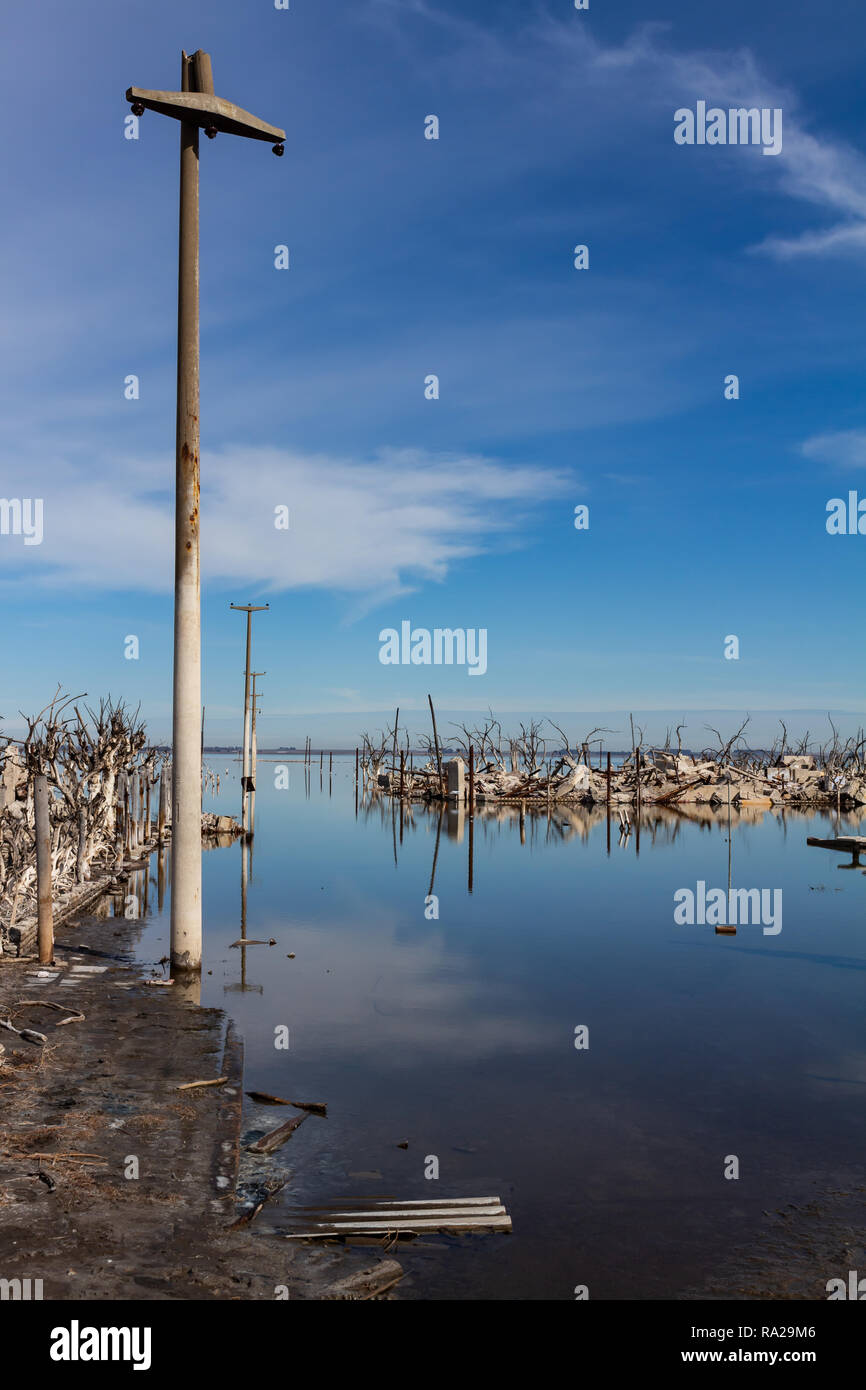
<box><xmin>230</xmin><ymin>604</ymin><xmax>269</xmax><ymax>836</ymax></box>
<box><xmin>250</xmin><ymin>671</ymin><xmax>264</xmax><ymax>837</ymax></box>
<box><xmin>126</xmin><ymin>54</ymin><xmax>284</xmax><ymax>972</ymax></box>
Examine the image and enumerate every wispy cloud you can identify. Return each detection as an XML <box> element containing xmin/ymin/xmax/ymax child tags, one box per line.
<box><xmin>801</xmin><ymin>429</ymin><xmax>866</xmax><ymax>469</ymax></box>
<box><xmin>367</xmin><ymin>4</ymin><xmax>866</xmax><ymax>264</ymax></box>
<box><xmin>0</xmin><ymin>446</ymin><xmax>570</xmax><ymax>601</ymax></box>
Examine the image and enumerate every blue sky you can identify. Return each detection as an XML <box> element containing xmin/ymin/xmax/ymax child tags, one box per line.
<box><xmin>1</xmin><ymin>0</ymin><xmax>864</xmax><ymax>748</ymax></box>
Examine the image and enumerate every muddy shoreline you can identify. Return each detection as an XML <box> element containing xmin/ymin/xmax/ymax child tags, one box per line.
<box><xmin>0</xmin><ymin>904</ymin><xmax>397</xmax><ymax>1300</ymax></box>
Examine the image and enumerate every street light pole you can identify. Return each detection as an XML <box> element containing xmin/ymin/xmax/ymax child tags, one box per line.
<box><xmin>126</xmin><ymin>52</ymin><xmax>284</xmax><ymax>972</ymax></box>
<box><xmin>171</xmin><ymin>51</ymin><xmax>202</xmax><ymax>973</ymax></box>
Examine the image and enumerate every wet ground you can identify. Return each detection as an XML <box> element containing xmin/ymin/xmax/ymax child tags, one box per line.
<box><xmin>0</xmin><ymin>905</ymin><xmax>388</xmax><ymax>1300</ymax></box>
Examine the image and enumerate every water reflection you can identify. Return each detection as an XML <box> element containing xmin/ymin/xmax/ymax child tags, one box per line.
<box><xmin>129</xmin><ymin>757</ymin><xmax>865</xmax><ymax>1300</ymax></box>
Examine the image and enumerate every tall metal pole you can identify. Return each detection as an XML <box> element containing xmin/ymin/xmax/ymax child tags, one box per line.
<box><xmin>170</xmin><ymin>51</ymin><xmax>202</xmax><ymax>972</ymax></box>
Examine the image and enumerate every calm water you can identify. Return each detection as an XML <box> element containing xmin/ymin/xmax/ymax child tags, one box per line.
<box><xmin>131</xmin><ymin>757</ymin><xmax>865</xmax><ymax>1299</ymax></box>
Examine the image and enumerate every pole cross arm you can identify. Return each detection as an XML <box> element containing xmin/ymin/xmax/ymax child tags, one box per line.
<box><xmin>125</xmin><ymin>87</ymin><xmax>285</xmax><ymax>144</ymax></box>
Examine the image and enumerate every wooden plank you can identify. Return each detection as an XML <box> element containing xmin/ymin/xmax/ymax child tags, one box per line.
<box><xmin>283</xmin><ymin>1214</ymin><xmax>512</xmax><ymax>1237</ymax></box>
<box><xmin>246</xmin><ymin>1110</ymin><xmax>308</xmax><ymax>1154</ymax></box>
<box><xmin>807</xmin><ymin>837</ymin><xmax>866</xmax><ymax>850</ymax></box>
<box><xmin>291</xmin><ymin>1196</ymin><xmax>502</xmax><ymax>1210</ymax></box>
<box><xmin>293</xmin><ymin>1204</ymin><xmax>505</xmax><ymax>1223</ymax></box>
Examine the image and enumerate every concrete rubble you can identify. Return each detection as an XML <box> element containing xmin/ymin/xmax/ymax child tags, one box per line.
<box><xmin>364</xmin><ymin>745</ymin><xmax>866</xmax><ymax>810</ymax></box>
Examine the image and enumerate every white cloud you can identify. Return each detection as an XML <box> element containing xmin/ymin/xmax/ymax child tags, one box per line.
<box><xmin>0</xmin><ymin>446</ymin><xmax>570</xmax><ymax>600</ymax></box>
<box><xmin>801</xmin><ymin>429</ymin><xmax>866</xmax><ymax>469</ymax></box>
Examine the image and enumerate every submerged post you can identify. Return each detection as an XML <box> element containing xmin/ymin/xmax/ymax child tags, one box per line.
<box><xmin>34</xmin><ymin>774</ymin><xmax>54</xmax><ymax>964</ymax></box>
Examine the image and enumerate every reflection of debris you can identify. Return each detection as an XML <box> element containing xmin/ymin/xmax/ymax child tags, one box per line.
<box><xmin>245</xmin><ymin>1093</ymin><xmax>327</xmax><ymax>1115</ymax></box>
<box><xmin>807</xmin><ymin>835</ymin><xmax>866</xmax><ymax>869</ymax></box>
<box><xmin>226</xmin><ymin>1178</ymin><xmax>286</xmax><ymax>1230</ymax></box>
<box><xmin>246</xmin><ymin>1110</ymin><xmax>310</xmax><ymax>1155</ymax></box>
<box><xmin>201</xmin><ymin>813</ymin><xmax>243</xmax><ymax>839</ymax></box>
<box><xmin>283</xmin><ymin>1196</ymin><xmax>512</xmax><ymax>1240</ymax></box>
<box><xmin>246</xmin><ymin>1090</ymin><xmax>290</xmax><ymax>1106</ymax></box>
<box><xmin>322</xmin><ymin>1259</ymin><xmax>404</xmax><ymax>1300</ymax></box>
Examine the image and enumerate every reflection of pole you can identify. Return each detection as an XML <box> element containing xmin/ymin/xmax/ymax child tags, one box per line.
<box><xmin>241</xmin><ymin>838</ymin><xmax>249</xmax><ymax>989</ymax></box>
<box><xmin>428</xmin><ymin>807</ymin><xmax>444</xmax><ymax>897</ymax></box>
<box><xmin>241</xmin><ymin>837</ymin><xmax>248</xmax><ymax>938</ymax></box>
<box><xmin>606</xmin><ymin>751</ymin><xmax>611</xmax><ymax>856</ymax></box>
<box><xmin>158</xmin><ymin>844</ymin><xmax>166</xmax><ymax>913</ymax></box>
<box><xmin>468</xmin><ymin>810</ymin><xmax>474</xmax><ymax>894</ymax></box>
<box><xmin>158</xmin><ymin>764</ymin><xmax>168</xmax><ymax>842</ymax></box>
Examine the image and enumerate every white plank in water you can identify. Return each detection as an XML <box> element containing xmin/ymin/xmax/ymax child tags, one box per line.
<box><xmin>296</xmin><ymin>1204</ymin><xmax>505</xmax><ymax>1223</ymax></box>
<box><xmin>314</xmin><ymin>1196</ymin><xmax>502</xmax><ymax>1209</ymax></box>
<box><xmin>297</xmin><ymin>1199</ymin><xmax>503</xmax><ymax>1215</ymax></box>
<box><xmin>284</xmin><ymin>1214</ymin><xmax>512</xmax><ymax>1237</ymax></box>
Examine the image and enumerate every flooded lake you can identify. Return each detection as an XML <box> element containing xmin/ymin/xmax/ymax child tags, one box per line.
<box><xmin>133</xmin><ymin>756</ymin><xmax>865</xmax><ymax>1299</ymax></box>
